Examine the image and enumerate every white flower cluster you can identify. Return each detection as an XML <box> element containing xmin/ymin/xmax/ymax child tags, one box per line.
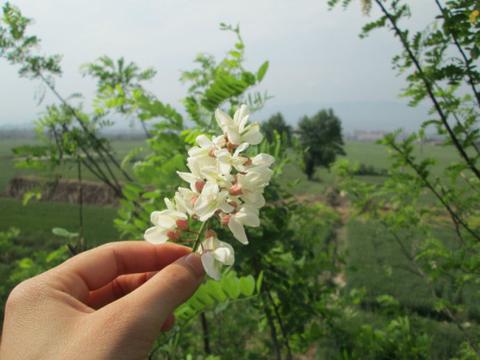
<box><xmin>144</xmin><ymin>105</ymin><xmax>274</xmax><ymax>280</ymax></box>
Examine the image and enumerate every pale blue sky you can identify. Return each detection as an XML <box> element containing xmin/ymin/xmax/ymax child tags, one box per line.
<box><xmin>0</xmin><ymin>0</ymin><xmax>435</xmax><ymax>131</ymax></box>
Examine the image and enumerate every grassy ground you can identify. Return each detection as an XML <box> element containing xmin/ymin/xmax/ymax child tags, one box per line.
<box><xmin>343</xmin><ymin>220</ymin><xmax>470</xmax><ymax>314</ymax></box>
<box><xmin>0</xmin><ymin>197</ymin><xmax>119</xmax><ymax>247</ymax></box>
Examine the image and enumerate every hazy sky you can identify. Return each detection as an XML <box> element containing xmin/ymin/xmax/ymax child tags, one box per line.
<box><xmin>0</xmin><ymin>0</ymin><xmax>436</xmax><ymax>130</ymax></box>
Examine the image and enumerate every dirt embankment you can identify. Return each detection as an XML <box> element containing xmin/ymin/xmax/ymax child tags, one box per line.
<box><xmin>4</xmin><ymin>176</ymin><xmax>119</xmax><ymax>206</ymax></box>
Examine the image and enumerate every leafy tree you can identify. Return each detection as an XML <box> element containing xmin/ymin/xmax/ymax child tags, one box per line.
<box><xmin>261</xmin><ymin>112</ymin><xmax>293</xmax><ymax>145</ymax></box>
<box><xmin>331</xmin><ymin>0</ymin><xmax>480</xmax><ymax>356</ymax></box>
<box><xmin>82</xmin><ymin>56</ymin><xmax>157</xmax><ymax>137</ymax></box>
<box><xmin>298</xmin><ymin>108</ymin><xmax>345</xmax><ymax>180</ymax></box>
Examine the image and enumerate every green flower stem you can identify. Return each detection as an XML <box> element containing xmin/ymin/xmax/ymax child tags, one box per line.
<box><xmin>192</xmin><ymin>220</ymin><xmax>208</xmax><ymax>252</ymax></box>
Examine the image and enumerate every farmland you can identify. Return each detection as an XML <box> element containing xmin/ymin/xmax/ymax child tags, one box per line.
<box><xmin>0</xmin><ymin>137</ymin><xmax>473</xmax><ymax>357</ymax></box>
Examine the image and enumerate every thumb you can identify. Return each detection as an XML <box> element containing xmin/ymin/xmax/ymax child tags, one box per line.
<box><xmin>107</xmin><ymin>253</ymin><xmax>205</xmax><ymax>335</ymax></box>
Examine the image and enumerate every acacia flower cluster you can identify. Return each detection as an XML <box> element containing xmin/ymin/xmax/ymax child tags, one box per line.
<box><xmin>144</xmin><ymin>105</ymin><xmax>274</xmax><ymax>279</ymax></box>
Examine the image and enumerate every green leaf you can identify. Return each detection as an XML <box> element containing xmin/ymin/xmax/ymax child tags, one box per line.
<box><xmin>22</xmin><ymin>190</ymin><xmax>42</xmax><ymax>206</ymax></box>
<box><xmin>222</xmin><ymin>274</ymin><xmax>240</xmax><ymax>299</ymax></box>
<box><xmin>52</xmin><ymin>227</ymin><xmax>78</xmax><ymax>239</ymax></box>
<box><xmin>256</xmin><ymin>61</ymin><xmax>269</xmax><ymax>82</ymax></box>
<box><xmin>239</xmin><ymin>275</ymin><xmax>255</xmax><ymax>296</ymax></box>
<box><xmin>175</xmin><ymin>273</ymin><xmax>258</xmax><ymax>323</ymax></box>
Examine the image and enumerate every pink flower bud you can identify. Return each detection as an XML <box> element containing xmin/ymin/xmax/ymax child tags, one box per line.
<box><xmin>221</xmin><ymin>214</ymin><xmax>231</xmax><ymax>225</ymax></box>
<box><xmin>229</xmin><ymin>184</ymin><xmax>242</xmax><ymax>196</ymax></box>
<box><xmin>167</xmin><ymin>230</ymin><xmax>181</xmax><ymax>241</ymax></box>
<box><xmin>195</xmin><ymin>180</ymin><xmax>205</xmax><ymax>193</ymax></box>
<box><xmin>176</xmin><ymin>219</ymin><xmax>188</xmax><ymax>230</ymax></box>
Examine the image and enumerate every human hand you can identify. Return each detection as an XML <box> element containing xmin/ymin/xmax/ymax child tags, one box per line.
<box><xmin>0</xmin><ymin>241</ymin><xmax>205</xmax><ymax>360</ymax></box>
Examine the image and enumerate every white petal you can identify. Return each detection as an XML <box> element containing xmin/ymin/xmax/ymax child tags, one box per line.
<box><xmin>201</xmin><ymin>252</ymin><xmax>221</xmax><ymax>280</ymax></box>
<box><xmin>218</xmin><ymin>161</ymin><xmax>232</xmax><ymax>176</ymax></box>
<box><xmin>177</xmin><ymin>171</ymin><xmax>197</xmax><ymax>185</ymax></box>
<box><xmin>213</xmin><ymin>241</ymin><xmax>235</xmax><ymax>265</ymax></box>
<box><xmin>193</xmin><ymin>195</ymin><xmax>210</xmax><ymax>214</ymax></box>
<box><xmin>219</xmin><ymin>201</ymin><xmax>235</xmax><ymax>214</ymax></box>
<box><xmin>228</xmin><ymin>217</ymin><xmax>249</xmax><ymax>245</ymax></box>
<box><xmin>196</xmin><ymin>134</ymin><xmax>212</xmax><ymax>148</ymax></box>
<box><xmin>242</xmin><ymin>124</ymin><xmax>263</xmax><ymax>145</ymax></box>
<box><xmin>242</xmin><ymin>192</ymin><xmax>266</xmax><ymax>208</ymax></box>
<box><xmin>156</xmin><ymin>215</ymin><xmax>177</xmax><ymax>228</ymax></box>
<box><xmin>237</xmin><ymin>207</ymin><xmax>260</xmax><ymax>227</ymax></box>
<box><xmin>188</xmin><ymin>146</ymin><xmax>206</xmax><ymax>157</ymax></box>
<box><xmin>213</xmin><ymin>135</ymin><xmax>226</xmax><ymax>148</ymax></box>
<box><xmin>226</xmin><ymin>126</ymin><xmax>242</xmax><ymax>145</ymax></box>
<box><xmin>164</xmin><ymin>198</ymin><xmax>175</xmax><ymax>211</ymax></box>
<box><xmin>198</xmin><ymin>208</ymin><xmax>217</xmax><ymax>222</ymax></box>
<box><xmin>194</xmin><ymin>194</ymin><xmax>217</xmax><ymax>221</ymax></box>
<box><xmin>144</xmin><ymin>226</ymin><xmax>168</xmax><ymax>244</ymax></box>
<box><xmin>215</xmin><ymin>109</ymin><xmax>233</xmax><ymax>131</ymax></box>
<box><xmin>234</xmin><ymin>142</ymin><xmax>249</xmax><ymax>156</ymax></box>
<box><xmin>252</xmin><ymin>153</ymin><xmax>275</xmax><ymax>167</ymax></box>
<box><xmin>202</xmin><ymin>236</ymin><xmax>217</xmax><ymax>251</ymax></box>
<box><xmin>234</xmin><ymin>105</ymin><xmax>249</xmax><ymax>132</ymax></box>
<box><xmin>204</xmin><ymin>182</ymin><xmax>219</xmax><ymax>196</ymax></box>
<box><xmin>175</xmin><ymin>188</ymin><xmax>195</xmax><ymax>214</ymax></box>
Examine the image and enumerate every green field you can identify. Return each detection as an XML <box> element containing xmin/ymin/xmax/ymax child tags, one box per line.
<box><xmin>0</xmin><ymin>137</ymin><xmax>471</xmax><ymax>357</ymax></box>
<box><xmin>0</xmin><ymin>138</ymin><xmax>145</xmax><ymax>191</ymax></box>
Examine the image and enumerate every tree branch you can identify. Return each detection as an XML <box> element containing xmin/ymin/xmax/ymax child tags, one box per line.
<box><xmin>374</xmin><ymin>0</ymin><xmax>480</xmax><ymax>180</ymax></box>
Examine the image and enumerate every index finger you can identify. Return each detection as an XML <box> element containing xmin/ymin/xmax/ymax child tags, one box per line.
<box><xmin>45</xmin><ymin>241</ymin><xmax>191</xmax><ymax>302</ymax></box>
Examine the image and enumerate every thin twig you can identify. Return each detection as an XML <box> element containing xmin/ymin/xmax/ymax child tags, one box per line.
<box><xmin>374</xmin><ymin>0</ymin><xmax>480</xmax><ymax>180</ymax></box>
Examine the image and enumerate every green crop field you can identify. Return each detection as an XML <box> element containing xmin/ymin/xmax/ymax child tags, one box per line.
<box><xmin>0</xmin><ymin>197</ymin><xmax>119</xmax><ymax>247</ymax></box>
<box><xmin>0</xmin><ymin>137</ymin><xmax>470</xmax><ymax>356</ymax></box>
<box><xmin>0</xmin><ymin>137</ymin><xmax>462</xmax><ymax>247</ymax></box>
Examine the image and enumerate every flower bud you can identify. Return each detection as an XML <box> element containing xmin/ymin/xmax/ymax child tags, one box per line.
<box><xmin>221</xmin><ymin>214</ymin><xmax>231</xmax><ymax>225</ymax></box>
<box><xmin>195</xmin><ymin>180</ymin><xmax>205</xmax><ymax>193</ymax></box>
<box><xmin>229</xmin><ymin>183</ymin><xmax>243</xmax><ymax>196</ymax></box>
<box><xmin>167</xmin><ymin>229</ymin><xmax>181</xmax><ymax>241</ymax></box>
<box><xmin>243</xmin><ymin>158</ymin><xmax>252</xmax><ymax>166</ymax></box>
<box><xmin>176</xmin><ymin>219</ymin><xmax>189</xmax><ymax>230</ymax></box>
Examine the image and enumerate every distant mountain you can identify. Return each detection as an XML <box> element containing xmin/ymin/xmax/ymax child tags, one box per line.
<box><xmin>1</xmin><ymin>100</ymin><xmax>431</xmax><ymax>135</ymax></box>
<box><xmin>257</xmin><ymin>100</ymin><xmax>431</xmax><ymax>133</ymax></box>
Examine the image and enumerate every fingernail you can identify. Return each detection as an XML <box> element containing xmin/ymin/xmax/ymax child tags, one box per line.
<box><xmin>179</xmin><ymin>253</ymin><xmax>205</xmax><ymax>279</ymax></box>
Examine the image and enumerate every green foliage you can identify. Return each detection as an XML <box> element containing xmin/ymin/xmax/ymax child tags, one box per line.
<box><xmin>352</xmin><ymin>316</ymin><xmax>431</xmax><ymax>359</ymax></box>
<box><xmin>331</xmin><ymin>0</ymin><xmax>480</xmax><ymax>356</ymax></box>
<box><xmin>181</xmin><ymin>23</ymin><xmax>271</xmax><ymax>126</ymax></box>
<box><xmin>261</xmin><ymin>112</ymin><xmax>293</xmax><ymax>146</ymax></box>
<box><xmin>298</xmin><ymin>108</ymin><xmax>346</xmax><ymax>180</ymax></box>
<box><xmin>9</xmin><ymin>246</ymin><xmax>69</xmax><ymax>284</ymax></box>
<box><xmin>0</xmin><ymin>226</ymin><xmax>69</xmax><ymax>322</ymax></box>
<box><xmin>0</xmin><ymin>2</ymin><xmax>61</xmax><ymax>80</ymax></box>
<box><xmin>82</xmin><ymin>56</ymin><xmax>156</xmax><ymax>113</ymax></box>
<box><xmin>175</xmin><ymin>272</ymin><xmax>259</xmax><ymax>323</ymax></box>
